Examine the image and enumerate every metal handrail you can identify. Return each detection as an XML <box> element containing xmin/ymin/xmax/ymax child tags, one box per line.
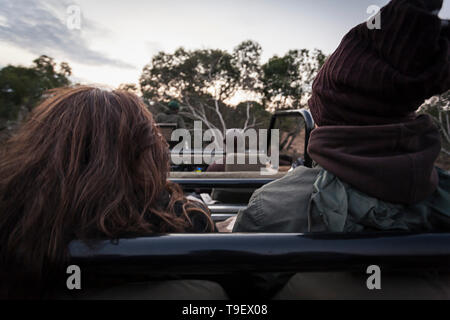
<box><xmin>69</xmin><ymin>233</ymin><xmax>450</xmax><ymax>275</ymax></box>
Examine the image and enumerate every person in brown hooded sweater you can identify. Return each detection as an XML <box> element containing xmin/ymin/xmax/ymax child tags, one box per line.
<box><xmin>232</xmin><ymin>0</ymin><xmax>450</xmax><ymax>299</ymax></box>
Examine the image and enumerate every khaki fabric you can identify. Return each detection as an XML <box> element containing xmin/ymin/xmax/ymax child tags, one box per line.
<box><xmin>309</xmin><ymin>167</ymin><xmax>450</xmax><ymax>232</ymax></box>
<box><xmin>233</xmin><ymin>166</ymin><xmax>450</xmax><ymax>299</ymax></box>
<box><xmin>233</xmin><ymin>166</ymin><xmax>450</xmax><ymax>233</ymax></box>
<box><xmin>233</xmin><ymin>166</ymin><xmax>321</xmax><ymax>232</ymax></box>
<box><xmin>273</xmin><ymin>272</ymin><xmax>450</xmax><ymax>300</ymax></box>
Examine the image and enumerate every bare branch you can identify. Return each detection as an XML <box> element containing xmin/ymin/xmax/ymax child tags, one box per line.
<box><xmin>441</xmin><ymin>148</ymin><xmax>450</xmax><ymax>156</ymax></box>
<box><xmin>245</xmin><ymin>118</ymin><xmax>260</xmax><ymax>130</ymax></box>
<box><xmin>243</xmin><ymin>102</ymin><xmax>251</xmax><ymax>130</ymax></box>
<box><xmin>438</xmin><ymin>107</ymin><xmax>450</xmax><ymax>144</ymax></box>
<box><xmin>214</xmin><ymin>99</ymin><xmax>227</xmax><ymax>133</ymax></box>
<box><xmin>181</xmin><ymin>98</ymin><xmax>223</xmax><ymax>148</ymax></box>
<box><xmin>446</xmin><ymin>111</ymin><xmax>450</xmax><ymax>138</ymax></box>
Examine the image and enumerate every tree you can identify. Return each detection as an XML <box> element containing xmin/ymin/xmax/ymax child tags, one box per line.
<box><xmin>225</xmin><ymin>101</ymin><xmax>271</xmax><ymax>130</ymax></box>
<box><xmin>140</xmin><ymin>46</ymin><xmax>245</xmax><ymax>135</ymax></box>
<box><xmin>32</xmin><ymin>55</ymin><xmax>71</xmax><ymax>92</ymax></box>
<box><xmin>140</xmin><ymin>41</ymin><xmax>327</xmax><ymax>137</ymax></box>
<box><xmin>0</xmin><ymin>55</ymin><xmax>72</xmax><ymax>134</ymax></box>
<box><xmin>420</xmin><ymin>91</ymin><xmax>450</xmax><ymax>156</ymax></box>
<box><xmin>233</xmin><ymin>40</ymin><xmax>263</xmax><ymax>95</ymax></box>
<box><xmin>118</xmin><ymin>83</ymin><xmax>139</xmax><ymax>94</ymax></box>
<box><xmin>262</xmin><ymin>49</ymin><xmax>326</xmax><ymax>110</ymax></box>
<box><xmin>232</xmin><ymin>41</ymin><xmax>265</xmax><ymax>130</ymax></box>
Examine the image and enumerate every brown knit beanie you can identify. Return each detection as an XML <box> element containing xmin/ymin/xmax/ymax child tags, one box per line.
<box><xmin>309</xmin><ymin>0</ymin><xmax>450</xmax><ymax>126</ymax></box>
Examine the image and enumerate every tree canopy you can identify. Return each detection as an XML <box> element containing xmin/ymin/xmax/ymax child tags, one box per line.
<box><xmin>0</xmin><ymin>55</ymin><xmax>71</xmax><ymax>123</ymax></box>
<box><xmin>262</xmin><ymin>49</ymin><xmax>326</xmax><ymax>110</ymax></box>
<box><xmin>139</xmin><ymin>40</ymin><xmax>326</xmax><ymax>133</ymax></box>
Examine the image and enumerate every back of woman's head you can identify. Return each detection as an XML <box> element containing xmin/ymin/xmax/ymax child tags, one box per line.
<box><xmin>0</xmin><ymin>86</ymin><xmax>212</xmax><ymax>296</ymax></box>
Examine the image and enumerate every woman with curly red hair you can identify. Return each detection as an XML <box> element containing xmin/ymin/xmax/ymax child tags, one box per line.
<box><xmin>0</xmin><ymin>86</ymin><xmax>216</xmax><ymax>298</ymax></box>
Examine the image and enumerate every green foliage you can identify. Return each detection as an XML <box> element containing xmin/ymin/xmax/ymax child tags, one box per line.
<box><xmin>230</xmin><ymin>101</ymin><xmax>272</xmax><ymax>129</ymax></box>
<box><xmin>262</xmin><ymin>49</ymin><xmax>326</xmax><ymax>110</ymax></box>
<box><xmin>140</xmin><ymin>41</ymin><xmax>326</xmax><ymax>131</ymax></box>
<box><xmin>0</xmin><ymin>55</ymin><xmax>72</xmax><ymax>123</ymax></box>
<box><xmin>140</xmin><ymin>46</ymin><xmax>244</xmax><ymax>131</ymax></box>
<box><xmin>233</xmin><ymin>40</ymin><xmax>263</xmax><ymax>93</ymax></box>
<box><xmin>117</xmin><ymin>83</ymin><xmax>139</xmax><ymax>94</ymax></box>
<box><xmin>140</xmin><ymin>47</ymin><xmax>239</xmax><ymax>103</ymax></box>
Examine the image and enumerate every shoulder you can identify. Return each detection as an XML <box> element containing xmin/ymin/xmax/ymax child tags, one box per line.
<box><xmin>259</xmin><ymin>166</ymin><xmax>322</xmax><ymax>195</ymax></box>
<box><xmin>233</xmin><ymin>166</ymin><xmax>321</xmax><ymax>233</ymax></box>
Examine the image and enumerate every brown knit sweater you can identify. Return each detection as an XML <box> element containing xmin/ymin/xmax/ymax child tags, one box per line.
<box><xmin>308</xmin><ymin>0</ymin><xmax>449</xmax><ymax>205</ymax></box>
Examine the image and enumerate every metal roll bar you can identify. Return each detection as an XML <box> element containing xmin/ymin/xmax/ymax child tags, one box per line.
<box><xmin>69</xmin><ymin>233</ymin><xmax>450</xmax><ymax>276</ymax></box>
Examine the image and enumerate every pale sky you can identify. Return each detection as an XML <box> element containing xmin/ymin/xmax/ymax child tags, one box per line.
<box><xmin>1</xmin><ymin>0</ymin><xmax>449</xmax><ymax>88</ymax></box>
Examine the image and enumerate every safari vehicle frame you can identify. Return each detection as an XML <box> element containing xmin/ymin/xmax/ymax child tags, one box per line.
<box><xmin>167</xmin><ymin>108</ymin><xmax>315</xmax><ymax>171</ymax></box>
<box><xmin>70</xmin><ymin>233</ymin><xmax>450</xmax><ymax>276</ymax></box>
<box><xmin>268</xmin><ymin>108</ymin><xmax>315</xmax><ymax>168</ymax></box>
<box><xmin>69</xmin><ymin>109</ymin><xmax>450</xmax><ymax>294</ymax></box>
